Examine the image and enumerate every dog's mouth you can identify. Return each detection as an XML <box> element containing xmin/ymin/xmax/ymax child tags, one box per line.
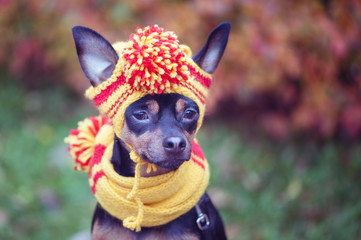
<box><xmin>140</xmin><ymin>153</ymin><xmax>190</xmax><ymax>170</ymax></box>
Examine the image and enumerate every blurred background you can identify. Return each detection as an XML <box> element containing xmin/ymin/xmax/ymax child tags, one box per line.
<box><xmin>1</xmin><ymin>0</ymin><xmax>361</xmax><ymax>239</ymax></box>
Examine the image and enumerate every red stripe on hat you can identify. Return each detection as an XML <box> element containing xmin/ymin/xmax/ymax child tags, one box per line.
<box><xmin>187</xmin><ymin>64</ymin><xmax>211</xmax><ymax>88</ymax></box>
<box><xmin>107</xmin><ymin>90</ymin><xmax>133</xmax><ymax>119</ymax></box>
<box><xmin>179</xmin><ymin>82</ymin><xmax>206</xmax><ymax>104</ymax></box>
<box><xmin>93</xmin><ymin>75</ymin><xmax>126</xmax><ymax>107</ymax></box>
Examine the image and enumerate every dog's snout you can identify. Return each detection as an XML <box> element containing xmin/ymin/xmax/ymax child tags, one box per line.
<box><xmin>163</xmin><ymin>136</ymin><xmax>186</xmax><ymax>154</ymax></box>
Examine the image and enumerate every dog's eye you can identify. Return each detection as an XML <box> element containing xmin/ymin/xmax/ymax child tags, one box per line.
<box><xmin>183</xmin><ymin>109</ymin><xmax>197</xmax><ymax>120</ymax></box>
<box><xmin>133</xmin><ymin>111</ymin><xmax>149</xmax><ymax>120</ymax></box>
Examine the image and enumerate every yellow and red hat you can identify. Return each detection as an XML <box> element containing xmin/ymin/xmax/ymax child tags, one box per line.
<box><xmin>84</xmin><ymin>25</ymin><xmax>212</xmax><ymax>139</ymax></box>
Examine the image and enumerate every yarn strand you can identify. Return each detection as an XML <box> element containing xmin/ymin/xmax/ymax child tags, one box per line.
<box><xmin>123</xmin><ymin>150</ymin><xmax>144</xmax><ymax>232</ymax></box>
<box><xmin>127</xmin><ymin>150</ymin><xmax>142</xmax><ymax>200</ymax></box>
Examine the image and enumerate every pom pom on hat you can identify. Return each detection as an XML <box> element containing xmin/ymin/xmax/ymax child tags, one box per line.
<box><xmin>122</xmin><ymin>25</ymin><xmax>191</xmax><ymax>94</ymax></box>
<box><xmin>85</xmin><ymin>25</ymin><xmax>212</xmax><ymax>139</ymax></box>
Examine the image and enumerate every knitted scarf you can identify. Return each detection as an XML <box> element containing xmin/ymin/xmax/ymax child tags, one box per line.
<box><xmin>66</xmin><ymin>25</ymin><xmax>214</xmax><ymax>232</ymax></box>
<box><xmin>65</xmin><ymin>115</ymin><xmax>209</xmax><ymax>232</ymax></box>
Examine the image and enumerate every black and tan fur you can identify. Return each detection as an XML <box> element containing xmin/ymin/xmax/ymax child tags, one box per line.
<box><xmin>72</xmin><ymin>23</ymin><xmax>230</xmax><ymax>239</ymax></box>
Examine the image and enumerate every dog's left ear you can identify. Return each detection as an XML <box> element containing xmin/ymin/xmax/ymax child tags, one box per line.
<box><xmin>192</xmin><ymin>22</ymin><xmax>231</xmax><ymax>74</ymax></box>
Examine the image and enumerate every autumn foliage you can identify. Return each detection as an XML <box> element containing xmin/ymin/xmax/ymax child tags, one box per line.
<box><xmin>2</xmin><ymin>0</ymin><xmax>361</xmax><ymax>140</ymax></box>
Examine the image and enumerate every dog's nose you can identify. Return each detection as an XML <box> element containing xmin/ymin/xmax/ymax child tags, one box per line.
<box><xmin>163</xmin><ymin>136</ymin><xmax>186</xmax><ymax>154</ymax></box>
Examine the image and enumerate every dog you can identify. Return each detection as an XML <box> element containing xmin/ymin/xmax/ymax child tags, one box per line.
<box><xmin>71</xmin><ymin>22</ymin><xmax>230</xmax><ymax>239</ymax></box>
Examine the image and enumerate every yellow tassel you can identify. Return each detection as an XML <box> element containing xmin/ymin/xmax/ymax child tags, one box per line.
<box><xmin>127</xmin><ymin>151</ymin><xmax>141</xmax><ymax>200</ymax></box>
<box><xmin>123</xmin><ymin>197</ymin><xmax>144</xmax><ymax>232</ymax></box>
<box><xmin>146</xmin><ymin>163</ymin><xmax>157</xmax><ymax>173</ymax></box>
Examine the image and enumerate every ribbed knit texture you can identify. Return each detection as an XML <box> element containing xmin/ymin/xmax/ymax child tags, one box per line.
<box><xmin>65</xmin><ymin>116</ymin><xmax>209</xmax><ymax>231</ymax></box>
<box><xmin>84</xmin><ymin>25</ymin><xmax>212</xmax><ymax>139</ymax></box>
<box><xmin>66</xmin><ymin>25</ymin><xmax>214</xmax><ymax>232</ymax></box>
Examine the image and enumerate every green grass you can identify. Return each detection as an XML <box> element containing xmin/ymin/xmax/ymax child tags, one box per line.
<box><xmin>198</xmin><ymin>126</ymin><xmax>361</xmax><ymax>240</ymax></box>
<box><xmin>1</xmin><ymin>77</ymin><xmax>361</xmax><ymax>239</ymax></box>
<box><xmin>0</xmin><ymin>77</ymin><xmax>96</xmax><ymax>239</ymax></box>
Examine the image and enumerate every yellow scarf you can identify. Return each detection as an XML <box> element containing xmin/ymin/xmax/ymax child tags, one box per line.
<box><xmin>66</xmin><ymin>115</ymin><xmax>209</xmax><ymax>232</ymax></box>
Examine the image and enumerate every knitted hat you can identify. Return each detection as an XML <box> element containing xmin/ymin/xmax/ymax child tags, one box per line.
<box><xmin>67</xmin><ymin>24</ymin><xmax>229</xmax><ymax>232</ymax></box>
<box><xmin>85</xmin><ymin>25</ymin><xmax>212</xmax><ymax>139</ymax></box>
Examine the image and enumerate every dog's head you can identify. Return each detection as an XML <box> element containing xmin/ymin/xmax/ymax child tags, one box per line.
<box><xmin>72</xmin><ymin>24</ymin><xmax>230</xmax><ymax>170</ymax></box>
<box><xmin>121</xmin><ymin>93</ymin><xmax>198</xmax><ymax>169</ymax></box>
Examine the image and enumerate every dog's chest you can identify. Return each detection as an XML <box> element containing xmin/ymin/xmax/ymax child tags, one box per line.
<box><xmin>92</xmin><ymin>220</ymin><xmax>199</xmax><ymax>240</ymax></box>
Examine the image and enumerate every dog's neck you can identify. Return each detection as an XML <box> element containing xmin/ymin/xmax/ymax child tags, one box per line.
<box><xmin>111</xmin><ymin>137</ymin><xmax>173</xmax><ymax>178</ymax></box>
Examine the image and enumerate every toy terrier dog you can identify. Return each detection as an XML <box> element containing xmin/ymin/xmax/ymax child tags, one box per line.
<box><xmin>72</xmin><ymin>22</ymin><xmax>230</xmax><ymax>239</ymax></box>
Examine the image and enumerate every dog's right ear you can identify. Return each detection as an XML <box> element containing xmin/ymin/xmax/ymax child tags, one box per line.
<box><xmin>192</xmin><ymin>22</ymin><xmax>230</xmax><ymax>74</ymax></box>
<box><xmin>72</xmin><ymin>26</ymin><xmax>119</xmax><ymax>86</ymax></box>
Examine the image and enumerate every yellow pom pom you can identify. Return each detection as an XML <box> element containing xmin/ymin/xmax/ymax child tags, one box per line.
<box><xmin>123</xmin><ymin>197</ymin><xmax>144</xmax><ymax>232</ymax></box>
<box><xmin>122</xmin><ymin>25</ymin><xmax>190</xmax><ymax>94</ymax></box>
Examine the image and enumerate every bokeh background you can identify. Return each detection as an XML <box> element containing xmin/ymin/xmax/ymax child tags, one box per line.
<box><xmin>1</xmin><ymin>0</ymin><xmax>361</xmax><ymax>239</ymax></box>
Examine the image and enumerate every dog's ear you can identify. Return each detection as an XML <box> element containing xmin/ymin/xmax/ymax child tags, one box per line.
<box><xmin>72</xmin><ymin>26</ymin><xmax>119</xmax><ymax>86</ymax></box>
<box><xmin>192</xmin><ymin>22</ymin><xmax>231</xmax><ymax>74</ymax></box>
